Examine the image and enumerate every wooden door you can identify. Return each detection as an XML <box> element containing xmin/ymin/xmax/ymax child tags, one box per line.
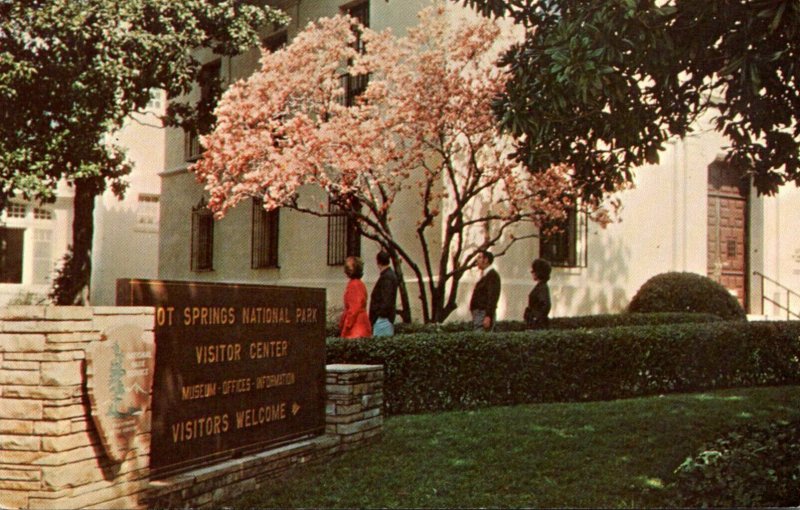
<box><xmin>707</xmin><ymin>162</ymin><xmax>749</xmax><ymax>308</ymax></box>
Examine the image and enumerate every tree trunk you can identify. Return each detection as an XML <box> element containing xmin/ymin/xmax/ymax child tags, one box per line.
<box><xmin>52</xmin><ymin>177</ymin><xmax>98</xmax><ymax>305</ymax></box>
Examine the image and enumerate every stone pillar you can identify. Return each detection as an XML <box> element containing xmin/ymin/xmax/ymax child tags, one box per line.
<box><xmin>0</xmin><ymin>306</ymin><xmax>154</xmax><ymax>510</ymax></box>
<box><xmin>325</xmin><ymin>364</ymin><xmax>384</xmax><ymax>447</ymax></box>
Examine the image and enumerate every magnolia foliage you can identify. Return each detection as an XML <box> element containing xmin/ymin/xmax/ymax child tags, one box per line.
<box><xmin>459</xmin><ymin>0</ymin><xmax>800</xmax><ymax>197</ymax></box>
<box><xmin>194</xmin><ymin>5</ymin><xmax>612</xmax><ymax>322</ymax></box>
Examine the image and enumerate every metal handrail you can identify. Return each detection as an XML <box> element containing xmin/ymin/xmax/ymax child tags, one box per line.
<box><xmin>754</xmin><ymin>271</ymin><xmax>800</xmax><ymax>320</ymax></box>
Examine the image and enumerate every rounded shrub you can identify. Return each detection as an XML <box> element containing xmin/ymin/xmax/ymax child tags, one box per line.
<box><xmin>628</xmin><ymin>272</ymin><xmax>746</xmax><ymax>320</ymax></box>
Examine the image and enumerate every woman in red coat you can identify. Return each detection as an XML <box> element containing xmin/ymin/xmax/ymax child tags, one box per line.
<box><xmin>339</xmin><ymin>256</ymin><xmax>372</xmax><ymax>339</ymax></box>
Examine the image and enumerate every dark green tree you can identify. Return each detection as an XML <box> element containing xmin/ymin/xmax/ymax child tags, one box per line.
<box><xmin>456</xmin><ymin>0</ymin><xmax>800</xmax><ymax>200</ymax></box>
<box><xmin>0</xmin><ymin>0</ymin><xmax>287</xmax><ymax>304</ymax></box>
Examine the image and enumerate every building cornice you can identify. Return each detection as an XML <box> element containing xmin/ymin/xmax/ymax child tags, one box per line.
<box><xmin>160</xmin><ymin>165</ymin><xmax>190</xmax><ymax>178</ymax></box>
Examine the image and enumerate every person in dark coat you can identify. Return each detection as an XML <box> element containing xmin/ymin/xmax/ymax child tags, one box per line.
<box><xmin>469</xmin><ymin>250</ymin><xmax>501</xmax><ymax>331</ymax></box>
<box><xmin>524</xmin><ymin>258</ymin><xmax>552</xmax><ymax>329</ymax></box>
<box><xmin>369</xmin><ymin>250</ymin><xmax>398</xmax><ymax>337</ymax></box>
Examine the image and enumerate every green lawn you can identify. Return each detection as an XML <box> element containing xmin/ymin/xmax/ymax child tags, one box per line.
<box><xmin>232</xmin><ymin>385</ymin><xmax>800</xmax><ymax>508</ymax></box>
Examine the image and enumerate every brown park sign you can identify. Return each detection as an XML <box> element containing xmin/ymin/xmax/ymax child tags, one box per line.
<box><xmin>85</xmin><ymin>324</ymin><xmax>155</xmax><ymax>463</ymax></box>
<box><xmin>116</xmin><ymin>279</ymin><xmax>326</xmax><ymax>476</ymax></box>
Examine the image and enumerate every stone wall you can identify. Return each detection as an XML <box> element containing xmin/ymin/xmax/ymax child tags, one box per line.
<box><xmin>0</xmin><ymin>306</ymin><xmax>384</xmax><ymax>510</ymax></box>
<box><xmin>0</xmin><ymin>306</ymin><xmax>155</xmax><ymax>510</ymax></box>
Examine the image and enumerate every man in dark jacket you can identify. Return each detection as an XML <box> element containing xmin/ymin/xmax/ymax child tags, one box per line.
<box><xmin>469</xmin><ymin>250</ymin><xmax>501</xmax><ymax>331</ymax></box>
<box><xmin>369</xmin><ymin>251</ymin><xmax>398</xmax><ymax>336</ymax></box>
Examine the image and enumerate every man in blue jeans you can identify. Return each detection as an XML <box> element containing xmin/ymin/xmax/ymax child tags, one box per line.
<box><xmin>369</xmin><ymin>251</ymin><xmax>398</xmax><ymax>336</ymax></box>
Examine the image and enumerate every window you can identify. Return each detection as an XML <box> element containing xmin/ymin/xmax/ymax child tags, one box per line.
<box><xmin>327</xmin><ymin>196</ymin><xmax>361</xmax><ymax>266</ymax></box>
<box><xmin>5</xmin><ymin>203</ymin><xmax>26</xmax><ymax>219</ymax></box>
<box><xmin>185</xmin><ymin>59</ymin><xmax>222</xmax><ymax>162</ymax></box>
<box><xmin>539</xmin><ymin>208</ymin><xmax>588</xmax><ymax>268</ymax></box>
<box><xmin>146</xmin><ymin>89</ymin><xmax>163</xmax><ymax>111</ymax></box>
<box><xmin>136</xmin><ymin>194</ymin><xmax>160</xmax><ymax>231</ymax></box>
<box><xmin>33</xmin><ymin>208</ymin><xmax>53</xmax><ymax>220</ymax></box>
<box><xmin>0</xmin><ymin>227</ymin><xmax>24</xmax><ymax>283</ymax></box>
<box><xmin>342</xmin><ymin>1</ymin><xmax>369</xmax><ymax>106</ymax></box>
<box><xmin>32</xmin><ymin>229</ymin><xmax>53</xmax><ymax>285</ymax></box>
<box><xmin>251</xmin><ymin>199</ymin><xmax>280</xmax><ymax>269</ymax></box>
<box><xmin>191</xmin><ymin>199</ymin><xmax>214</xmax><ymax>272</ymax></box>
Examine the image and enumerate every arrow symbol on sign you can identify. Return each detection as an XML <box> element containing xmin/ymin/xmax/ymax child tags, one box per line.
<box><xmin>292</xmin><ymin>402</ymin><xmax>301</xmax><ymax>416</ymax></box>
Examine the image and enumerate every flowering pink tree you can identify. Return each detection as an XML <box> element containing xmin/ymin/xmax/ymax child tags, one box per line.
<box><xmin>193</xmin><ymin>5</ymin><xmax>612</xmax><ymax>323</ymax></box>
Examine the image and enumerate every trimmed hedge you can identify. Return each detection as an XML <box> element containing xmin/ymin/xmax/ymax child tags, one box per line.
<box><xmin>326</xmin><ymin>321</ymin><xmax>800</xmax><ymax>415</ymax></box>
<box><xmin>669</xmin><ymin>418</ymin><xmax>800</xmax><ymax>507</ymax></box>
<box><xmin>325</xmin><ymin>312</ymin><xmax>722</xmax><ymax>338</ymax></box>
<box><xmin>628</xmin><ymin>271</ymin><xmax>747</xmax><ymax>320</ymax></box>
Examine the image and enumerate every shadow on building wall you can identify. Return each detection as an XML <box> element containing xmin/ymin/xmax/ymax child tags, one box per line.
<box><xmin>92</xmin><ymin>203</ymin><xmax>159</xmax><ymax>305</ymax></box>
<box><xmin>554</xmin><ymin>230</ymin><xmax>633</xmax><ymax>317</ymax></box>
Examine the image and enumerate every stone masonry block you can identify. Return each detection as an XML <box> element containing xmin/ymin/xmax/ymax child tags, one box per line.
<box><xmin>1</xmin><ymin>468</ymin><xmax>42</xmax><ymax>482</ymax></box>
<box><xmin>0</xmin><ymin>480</ymin><xmax>41</xmax><ymax>491</ymax></box>
<box><xmin>331</xmin><ymin>402</ymin><xmax>363</xmax><ymax>416</ymax></box>
<box><xmin>340</xmin><ymin>431</ymin><xmax>365</xmax><ymax>445</ymax></box>
<box><xmin>34</xmin><ymin>420</ymin><xmax>73</xmax><ymax>436</ymax></box>
<box><xmin>41</xmin><ymin>457</ymin><xmax>106</xmax><ymax>489</ymax></box>
<box><xmin>4</xmin><ymin>385</ymin><xmax>79</xmax><ymax>400</ymax></box>
<box><xmin>0</xmin><ymin>419</ymin><xmax>33</xmax><ymax>434</ymax></box>
<box><xmin>326</xmin><ymin>394</ymin><xmax>361</xmax><ymax>406</ymax></box>
<box><xmin>41</xmin><ymin>431</ymin><xmax>93</xmax><ymax>452</ymax></box>
<box><xmin>1</xmin><ymin>359</ymin><xmax>39</xmax><ymax>370</ymax></box>
<box><xmin>40</xmin><ymin>360</ymin><xmax>83</xmax><ymax>386</ymax></box>
<box><xmin>332</xmin><ymin>370</ymin><xmax>383</xmax><ymax>384</ymax></box>
<box><xmin>361</xmin><ymin>393</ymin><xmax>383</xmax><ymax>409</ymax></box>
<box><xmin>1</xmin><ymin>321</ymin><xmax>94</xmax><ymax>334</ymax></box>
<box><xmin>0</xmin><ymin>434</ymin><xmax>40</xmax><ymax>451</ymax></box>
<box><xmin>0</xmin><ymin>369</ymin><xmax>40</xmax><ymax>385</ymax></box>
<box><xmin>328</xmin><ymin>408</ymin><xmax>380</xmax><ymax>425</ymax></box>
<box><xmin>0</xmin><ymin>489</ymin><xmax>29</xmax><ymax>509</ymax></box>
<box><xmin>0</xmin><ymin>333</ymin><xmax>47</xmax><ymax>352</ymax></box>
<box><xmin>351</xmin><ymin>382</ymin><xmax>382</xmax><ymax>396</ymax></box>
<box><xmin>325</xmin><ymin>363</ymin><xmax>382</xmax><ymax>374</ymax></box>
<box><xmin>0</xmin><ymin>398</ymin><xmax>43</xmax><ymax>420</ymax></box>
<box><xmin>42</xmin><ymin>403</ymin><xmax>85</xmax><ymax>421</ymax></box>
<box><xmin>336</xmin><ymin>415</ymin><xmax>383</xmax><ymax>436</ymax></box>
<box><xmin>25</xmin><ymin>490</ymin><xmax>77</xmax><ymax>510</ymax></box>
<box><xmin>3</xmin><ymin>351</ymin><xmax>80</xmax><ymax>362</ymax></box>
<box><xmin>44</xmin><ymin>307</ymin><xmax>94</xmax><ymax>321</ymax></box>
<box><xmin>325</xmin><ymin>384</ymin><xmax>353</xmax><ymax>396</ymax></box>
<box><xmin>1</xmin><ymin>449</ymin><xmax>48</xmax><ymax>465</ymax></box>
<box><xmin>327</xmin><ymin>411</ymin><xmax>367</xmax><ymax>425</ymax></box>
<box><xmin>41</xmin><ymin>342</ymin><xmax>92</xmax><ymax>353</ymax></box>
<box><xmin>45</xmin><ymin>332</ymin><xmax>87</xmax><ymax>344</ymax></box>
<box><xmin>92</xmin><ymin>306</ymin><xmax>153</xmax><ymax>316</ymax></box>
<box><xmin>0</xmin><ymin>306</ymin><xmax>47</xmax><ymax>320</ymax></box>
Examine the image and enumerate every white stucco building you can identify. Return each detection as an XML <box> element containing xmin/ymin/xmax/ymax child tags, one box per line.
<box><xmin>149</xmin><ymin>0</ymin><xmax>800</xmax><ymax>322</ymax></box>
<box><xmin>0</xmin><ymin>94</ymin><xmax>163</xmax><ymax>306</ymax></box>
